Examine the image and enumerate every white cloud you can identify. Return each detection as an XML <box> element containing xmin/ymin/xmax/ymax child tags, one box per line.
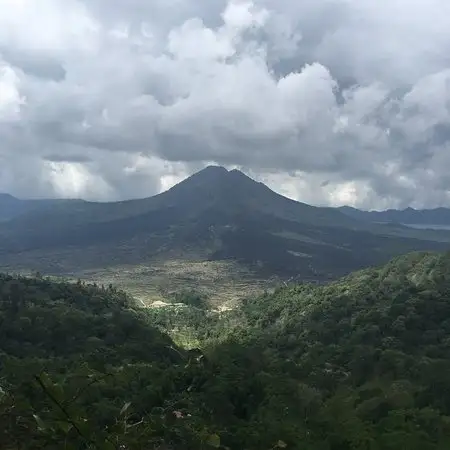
<box><xmin>0</xmin><ymin>63</ymin><xmax>24</xmax><ymax>121</ymax></box>
<box><xmin>222</xmin><ymin>0</ymin><xmax>269</xmax><ymax>31</ymax></box>
<box><xmin>0</xmin><ymin>0</ymin><xmax>99</xmax><ymax>56</ymax></box>
<box><xmin>1</xmin><ymin>0</ymin><xmax>450</xmax><ymax>208</ymax></box>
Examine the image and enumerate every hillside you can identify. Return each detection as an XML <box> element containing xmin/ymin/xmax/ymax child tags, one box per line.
<box><xmin>0</xmin><ymin>194</ymin><xmax>31</xmax><ymax>221</ymax></box>
<box><xmin>184</xmin><ymin>250</ymin><xmax>450</xmax><ymax>448</ymax></box>
<box><xmin>339</xmin><ymin>205</ymin><xmax>450</xmax><ymax>227</ymax></box>
<box><xmin>0</xmin><ymin>167</ymin><xmax>359</xmax><ymax>229</ymax></box>
<box><xmin>0</xmin><ymin>167</ymin><xmax>449</xmax><ymax>287</ymax></box>
<box><xmin>0</xmin><ymin>275</ymin><xmax>190</xmax><ymax>448</ymax></box>
<box><xmin>2</xmin><ymin>252</ymin><xmax>450</xmax><ymax>448</ymax></box>
<box><xmin>0</xmin><ymin>193</ymin><xmax>84</xmax><ymax>222</ymax></box>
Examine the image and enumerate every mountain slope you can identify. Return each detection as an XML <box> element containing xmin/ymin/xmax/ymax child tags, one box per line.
<box><xmin>0</xmin><ymin>166</ymin><xmax>359</xmax><ymax>252</ymax></box>
<box><xmin>0</xmin><ymin>194</ymin><xmax>28</xmax><ymax>221</ymax></box>
<box><xmin>0</xmin><ymin>193</ymin><xmax>85</xmax><ymax>222</ymax></box>
<box><xmin>0</xmin><ymin>274</ymin><xmax>206</xmax><ymax>449</ymax></box>
<box><xmin>3</xmin><ymin>252</ymin><xmax>450</xmax><ymax>448</ymax></box>
<box><xmin>0</xmin><ymin>167</ymin><xmax>449</xmax><ymax>279</ymax></box>
<box><xmin>201</xmin><ymin>251</ymin><xmax>450</xmax><ymax>448</ymax></box>
<box><xmin>340</xmin><ymin>205</ymin><xmax>450</xmax><ymax>226</ymax></box>
<box><xmin>3</xmin><ymin>166</ymin><xmax>360</xmax><ymax>229</ymax></box>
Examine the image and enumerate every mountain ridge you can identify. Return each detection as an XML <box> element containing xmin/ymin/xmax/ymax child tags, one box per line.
<box><xmin>339</xmin><ymin>205</ymin><xmax>450</xmax><ymax>226</ymax></box>
<box><xmin>0</xmin><ymin>166</ymin><xmax>449</xmax><ymax>279</ymax></box>
<box><xmin>0</xmin><ymin>166</ymin><xmax>362</xmax><ymax>231</ymax></box>
<box><xmin>4</xmin><ymin>166</ymin><xmax>450</xmax><ymax>227</ymax></box>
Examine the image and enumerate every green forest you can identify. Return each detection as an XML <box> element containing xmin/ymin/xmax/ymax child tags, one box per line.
<box><xmin>2</xmin><ymin>251</ymin><xmax>450</xmax><ymax>449</ymax></box>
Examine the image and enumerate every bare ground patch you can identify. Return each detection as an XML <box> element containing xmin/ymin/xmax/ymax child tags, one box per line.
<box><xmin>69</xmin><ymin>259</ymin><xmax>275</xmax><ymax>307</ymax></box>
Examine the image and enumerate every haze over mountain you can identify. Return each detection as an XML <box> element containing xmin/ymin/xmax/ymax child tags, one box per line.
<box><xmin>0</xmin><ymin>166</ymin><xmax>449</xmax><ymax>280</ymax></box>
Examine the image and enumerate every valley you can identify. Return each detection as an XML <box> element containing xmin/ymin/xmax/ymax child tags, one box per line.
<box><xmin>1</xmin><ymin>166</ymin><xmax>450</xmax><ymax>305</ymax></box>
<box><xmin>3</xmin><ymin>169</ymin><xmax>450</xmax><ymax>448</ymax></box>
<box><xmin>2</xmin><ymin>251</ymin><xmax>450</xmax><ymax>449</ymax></box>
<box><xmin>4</xmin><ymin>2</ymin><xmax>450</xmax><ymax>447</ymax></box>
<box><xmin>71</xmin><ymin>259</ymin><xmax>273</xmax><ymax>307</ymax></box>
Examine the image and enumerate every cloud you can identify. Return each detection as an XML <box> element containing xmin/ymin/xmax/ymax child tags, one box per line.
<box><xmin>1</xmin><ymin>0</ymin><xmax>450</xmax><ymax>209</ymax></box>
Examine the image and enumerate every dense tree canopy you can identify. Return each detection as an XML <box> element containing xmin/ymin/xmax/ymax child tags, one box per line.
<box><xmin>2</xmin><ymin>251</ymin><xmax>450</xmax><ymax>448</ymax></box>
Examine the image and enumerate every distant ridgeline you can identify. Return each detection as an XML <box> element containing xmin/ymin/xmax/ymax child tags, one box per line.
<box><xmin>2</xmin><ymin>251</ymin><xmax>450</xmax><ymax>449</ymax></box>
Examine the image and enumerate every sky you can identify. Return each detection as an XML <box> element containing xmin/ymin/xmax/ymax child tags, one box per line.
<box><xmin>1</xmin><ymin>0</ymin><xmax>450</xmax><ymax>210</ymax></box>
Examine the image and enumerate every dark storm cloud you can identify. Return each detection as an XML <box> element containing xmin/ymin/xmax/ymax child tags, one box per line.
<box><xmin>44</xmin><ymin>154</ymin><xmax>92</xmax><ymax>163</ymax></box>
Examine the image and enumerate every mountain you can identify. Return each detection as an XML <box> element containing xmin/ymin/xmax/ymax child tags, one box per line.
<box><xmin>2</xmin><ymin>166</ymin><xmax>359</xmax><ymax>229</ymax></box>
<box><xmin>0</xmin><ymin>193</ymin><xmax>85</xmax><ymax>222</ymax></box>
<box><xmin>339</xmin><ymin>205</ymin><xmax>450</xmax><ymax>227</ymax></box>
<box><xmin>0</xmin><ymin>166</ymin><xmax>449</xmax><ymax>279</ymax></box>
<box><xmin>0</xmin><ymin>193</ymin><xmax>27</xmax><ymax>221</ymax></box>
<box><xmin>3</xmin><ymin>251</ymin><xmax>450</xmax><ymax>448</ymax></box>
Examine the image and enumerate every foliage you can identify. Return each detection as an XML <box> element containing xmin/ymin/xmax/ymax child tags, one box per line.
<box><xmin>0</xmin><ymin>275</ymin><xmax>219</xmax><ymax>449</ymax></box>
<box><xmin>2</xmin><ymin>251</ymin><xmax>450</xmax><ymax>448</ymax></box>
<box><xmin>171</xmin><ymin>289</ymin><xmax>208</xmax><ymax>309</ymax></box>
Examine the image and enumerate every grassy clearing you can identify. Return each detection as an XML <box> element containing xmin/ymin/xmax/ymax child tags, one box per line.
<box><xmin>63</xmin><ymin>259</ymin><xmax>275</xmax><ymax>307</ymax></box>
<box><xmin>0</xmin><ymin>249</ymin><xmax>277</xmax><ymax>309</ymax></box>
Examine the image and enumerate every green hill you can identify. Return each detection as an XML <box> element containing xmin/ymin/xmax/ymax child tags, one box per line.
<box><xmin>205</xmin><ymin>251</ymin><xmax>450</xmax><ymax>448</ymax></box>
<box><xmin>2</xmin><ymin>251</ymin><xmax>450</xmax><ymax>448</ymax></box>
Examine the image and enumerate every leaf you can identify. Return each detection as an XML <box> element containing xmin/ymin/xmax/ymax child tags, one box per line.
<box><xmin>39</xmin><ymin>372</ymin><xmax>53</xmax><ymax>389</ymax></box>
<box><xmin>56</xmin><ymin>421</ymin><xmax>73</xmax><ymax>434</ymax></box>
<box><xmin>276</xmin><ymin>440</ymin><xmax>287</xmax><ymax>448</ymax></box>
<box><xmin>33</xmin><ymin>414</ymin><xmax>47</xmax><ymax>431</ymax></box>
<box><xmin>98</xmin><ymin>441</ymin><xmax>117</xmax><ymax>450</ymax></box>
<box><xmin>65</xmin><ymin>444</ymin><xmax>80</xmax><ymax>450</ymax></box>
<box><xmin>73</xmin><ymin>417</ymin><xmax>90</xmax><ymax>437</ymax></box>
<box><xmin>120</xmin><ymin>401</ymin><xmax>131</xmax><ymax>416</ymax></box>
<box><xmin>206</xmin><ymin>433</ymin><xmax>221</xmax><ymax>448</ymax></box>
<box><xmin>51</xmin><ymin>383</ymin><xmax>66</xmax><ymax>404</ymax></box>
